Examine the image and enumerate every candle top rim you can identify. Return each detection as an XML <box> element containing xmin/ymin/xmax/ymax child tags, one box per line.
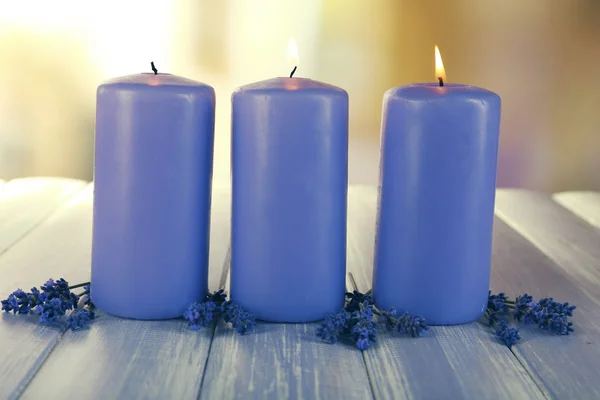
<box><xmin>235</xmin><ymin>77</ymin><xmax>347</xmax><ymax>95</ymax></box>
<box><xmin>386</xmin><ymin>83</ymin><xmax>500</xmax><ymax>100</ymax></box>
<box><xmin>401</xmin><ymin>83</ymin><xmax>486</xmax><ymax>89</ymax></box>
<box><xmin>100</xmin><ymin>73</ymin><xmax>214</xmax><ymax>90</ymax></box>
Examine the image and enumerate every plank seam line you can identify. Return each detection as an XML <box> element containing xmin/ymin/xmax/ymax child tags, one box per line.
<box><xmin>549</xmin><ymin>195</ymin><xmax>600</xmax><ymax>232</ymax></box>
<box><xmin>493</xmin><ymin>211</ymin><xmax>560</xmax><ymax>399</ymax></box>
<box><xmin>196</xmin><ymin>247</ymin><xmax>231</xmax><ymax>400</ymax></box>
<box><xmin>348</xmin><ymin>271</ymin><xmax>377</xmax><ymax>400</ymax></box>
<box><xmin>3</xmin><ymin>182</ymin><xmax>88</xmax><ymax>398</ymax></box>
<box><xmin>9</xmin><ymin>328</ymin><xmax>67</xmax><ymax>400</ymax></box>
<box><xmin>494</xmin><ymin>206</ymin><xmax>599</xmax><ymax>291</ymax></box>
<box><xmin>0</xmin><ymin>182</ymin><xmax>89</xmax><ymax>261</ymax></box>
<box><xmin>508</xmin><ymin>347</ymin><xmax>552</xmax><ymax>399</ymax></box>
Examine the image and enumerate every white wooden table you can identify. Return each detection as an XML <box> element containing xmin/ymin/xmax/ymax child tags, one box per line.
<box><xmin>1</xmin><ymin>177</ymin><xmax>599</xmax><ymax>399</ymax></box>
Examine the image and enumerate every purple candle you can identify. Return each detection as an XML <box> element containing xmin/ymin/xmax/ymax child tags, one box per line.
<box><xmin>373</xmin><ymin>47</ymin><xmax>501</xmax><ymax>325</ymax></box>
<box><xmin>231</xmin><ymin>40</ymin><xmax>348</xmax><ymax>322</ymax></box>
<box><xmin>91</xmin><ymin>64</ymin><xmax>215</xmax><ymax>320</ymax></box>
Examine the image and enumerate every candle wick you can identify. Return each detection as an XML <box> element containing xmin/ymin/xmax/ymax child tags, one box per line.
<box><xmin>289</xmin><ymin>66</ymin><xmax>297</xmax><ymax>78</ymax></box>
<box><xmin>151</xmin><ymin>62</ymin><xmax>158</xmax><ymax>75</ymax></box>
<box><xmin>438</xmin><ymin>77</ymin><xmax>444</xmax><ymax>87</ymax></box>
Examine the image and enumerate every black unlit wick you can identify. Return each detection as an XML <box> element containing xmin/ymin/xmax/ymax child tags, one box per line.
<box><xmin>151</xmin><ymin>62</ymin><xmax>158</xmax><ymax>75</ymax></box>
<box><xmin>438</xmin><ymin>77</ymin><xmax>444</xmax><ymax>87</ymax></box>
<box><xmin>289</xmin><ymin>66</ymin><xmax>297</xmax><ymax>78</ymax></box>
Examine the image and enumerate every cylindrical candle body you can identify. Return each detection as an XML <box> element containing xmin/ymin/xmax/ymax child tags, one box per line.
<box><xmin>231</xmin><ymin>78</ymin><xmax>348</xmax><ymax>322</ymax></box>
<box><xmin>92</xmin><ymin>73</ymin><xmax>215</xmax><ymax>320</ymax></box>
<box><xmin>373</xmin><ymin>83</ymin><xmax>501</xmax><ymax>325</ymax></box>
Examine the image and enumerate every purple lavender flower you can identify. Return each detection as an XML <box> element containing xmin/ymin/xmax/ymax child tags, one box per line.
<box><xmin>206</xmin><ymin>289</ymin><xmax>228</xmax><ymax>308</ymax></box>
<box><xmin>66</xmin><ymin>309</ymin><xmax>96</xmax><ymax>331</ymax></box>
<box><xmin>351</xmin><ymin>322</ymin><xmax>377</xmax><ymax>350</ymax></box>
<box><xmin>2</xmin><ymin>290</ymin><xmax>25</xmax><ymax>314</ymax></box>
<box><xmin>35</xmin><ymin>298</ymin><xmax>67</xmax><ymax>324</ymax></box>
<box><xmin>183</xmin><ymin>290</ymin><xmax>255</xmax><ymax>334</ymax></box>
<box><xmin>495</xmin><ymin>321</ymin><xmax>521</xmax><ymax>348</ymax></box>
<box><xmin>345</xmin><ymin>291</ymin><xmax>374</xmax><ymax>312</ymax></box>
<box><xmin>3</xmin><ymin>279</ymin><xmax>95</xmax><ymax>330</ymax></box>
<box><xmin>486</xmin><ymin>291</ymin><xmax>512</xmax><ymax>327</ymax></box>
<box><xmin>532</xmin><ymin>298</ymin><xmax>576</xmax><ymax>335</ymax></box>
<box><xmin>349</xmin><ymin>307</ymin><xmax>377</xmax><ymax>350</ymax></box>
<box><xmin>345</xmin><ymin>302</ymin><xmax>377</xmax><ymax>350</ymax></box>
<box><xmin>317</xmin><ymin>309</ymin><xmax>351</xmax><ymax>344</ymax></box>
<box><xmin>38</xmin><ymin>278</ymin><xmax>79</xmax><ymax>310</ymax></box>
<box><xmin>512</xmin><ymin>295</ymin><xmax>576</xmax><ymax>335</ymax></box>
<box><xmin>537</xmin><ymin>297</ymin><xmax>576</xmax><ymax>317</ymax></box>
<box><xmin>1</xmin><ymin>288</ymin><xmax>43</xmax><ymax>314</ymax></box>
<box><xmin>29</xmin><ymin>287</ymin><xmax>41</xmax><ymax>306</ymax></box>
<box><xmin>183</xmin><ymin>301</ymin><xmax>217</xmax><ymax>330</ymax></box>
<box><xmin>381</xmin><ymin>308</ymin><xmax>429</xmax><ymax>337</ymax></box>
<box><xmin>513</xmin><ymin>293</ymin><xmax>535</xmax><ymax>323</ymax></box>
<box><xmin>317</xmin><ymin>290</ymin><xmax>429</xmax><ymax>350</ymax></box>
<box><xmin>223</xmin><ymin>303</ymin><xmax>256</xmax><ymax>335</ymax></box>
<box><xmin>1</xmin><ymin>294</ymin><xmax>17</xmax><ymax>313</ymax></box>
<box><xmin>81</xmin><ymin>285</ymin><xmax>93</xmax><ymax>307</ymax></box>
<box><xmin>397</xmin><ymin>312</ymin><xmax>429</xmax><ymax>337</ymax></box>
<box><xmin>488</xmin><ymin>291</ymin><xmax>510</xmax><ymax>313</ymax></box>
<box><xmin>544</xmin><ymin>314</ymin><xmax>574</xmax><ymax>336</ymax></box>
<box><xmin>39</xmin><ymin>278</ymin><xmax>64</xmax><ymax>300</ymax></box>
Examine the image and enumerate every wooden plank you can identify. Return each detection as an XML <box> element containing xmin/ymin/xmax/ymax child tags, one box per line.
<box><xmin>20</xmin><ymin>184</ymin><xmax>231</xmax><ymax>400</ymax></box>
<box><xmin>0</xmin><ymin>178</ymin><xmax>87</xmax><ymax>253</ymax></box>
<box><xmin>199</xmin><ymin>208</ymin><xmax>373</xmax><ymax>399</ymax></box>
<box><xmin>552</xmin><ymin>191</ymin><xmax>600</xmax><ymax>230</ymax></box>
<box><xmin>495</xmin><ymin>190</ymin><xmax>600</xmax><ymax>303</ymax></box>
<box><xmin>491</xmin><ymin>217</ymin><xmax>600</xmax><ymax>399</ymax></box>
<box><xmin>346</xmin><ymin>186</ymin><xmax>545</xmax><ymax>400</ymax></box>
<box><xmin>200</xmin><ymin>312</ymin><xmax>373</xmax><ymax>400</ymax></box>
<box><xmin>0</xmin><ymin>183</ymin><xmax>94</xmax><ymax>400</ymax></box>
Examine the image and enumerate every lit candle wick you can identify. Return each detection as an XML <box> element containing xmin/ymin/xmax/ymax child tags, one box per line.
<box><xmin>151</xmin><ymin>62</ymin><xmax>158</xmax><ymax>75</ymax></box>
<box><xmin>438</xmin><ymin>77</ymin><xmax>444</xmax><ymax>87</ymax></box>
<box><xmin>289</xmin><ymin>66</ymin><xmax>297</xmax><ymax>78</ymax></box>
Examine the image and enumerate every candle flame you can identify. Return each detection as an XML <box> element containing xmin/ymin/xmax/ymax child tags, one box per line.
<box><xmin>435</xmin><ymin>45</ymin><xmax>446</xmax><ymax>82</ymax></box>
<box><xmin>286</xmin><ymin>37</ymin><xmax>299</xmax><ymax>66</ymax></box>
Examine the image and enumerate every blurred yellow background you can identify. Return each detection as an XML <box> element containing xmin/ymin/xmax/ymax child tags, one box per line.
<box><xmin>1</xmin><ymin>0</ymin><xmax>599</xmax><ymax>192</ymax></box>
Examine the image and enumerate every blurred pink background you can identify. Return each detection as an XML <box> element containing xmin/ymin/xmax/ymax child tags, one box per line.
<box><xmin>1</xmin><ymin>0</ymin><xmax>599</xmax><ymax>192</ymax></box>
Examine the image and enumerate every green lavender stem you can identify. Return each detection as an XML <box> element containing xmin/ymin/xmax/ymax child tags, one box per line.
<box><xmin>68</xmin><ymin>282</ymin><xmax>90</xmax><ymax>290</ymax></box>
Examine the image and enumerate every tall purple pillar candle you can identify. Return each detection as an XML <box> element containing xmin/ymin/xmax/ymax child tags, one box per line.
<box><xmin>92</xmin><ymin>68</ymin><xmax>215</xmax><ymax>320</ymax></box>
<box><xmin>231</xmin><ymin>76</ymin><xmax>348</xmax><ymax>323</ymax></box>
<box><xmin>373</xmin><ymin>49</ymin><xmax>501</xmax><ymax>325</ymax></box>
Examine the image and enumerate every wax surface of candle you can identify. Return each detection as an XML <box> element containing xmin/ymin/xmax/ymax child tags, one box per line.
<box><xmin>92</xmin><ymin>73</ymin><xmax>215</xmax><ymax>320</ymax></box>
<box><xmin>231</xmin><ymin>77</ymin><xmax>348</xmax><ymax>323</ymax></box>
<box><xmin>373</xmin><ymin>83</ymin><xmax>501</xmax><ymax>325</ymax></box>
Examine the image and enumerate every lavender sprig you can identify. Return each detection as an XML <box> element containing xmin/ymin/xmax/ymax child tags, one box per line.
<box><xmin>183</xmin><ymin>290</ymin><xmax>255</xmax><ymax>335</ymax></box>
<box><xmin>513</xmin><ymin>294</ymin><xmax>576</xmax><ymax>335</ymax></box>
<box><xmin>66</xmin><ymin>308</ymin><xmax>96</xmax><ymax>331</ymax></box>
<box><xmin>484</xmin><ymin>307</ymin><xmax>521</xmax><ymax>348</ymax></box>
<box><xmin>1</xmin><ymin>288</ymin><xmax>40</xmax><ymax>314</ymax></box>
<box><xmin>2</xmin><ymin>278</ymin><xmax>95</xmax><ymax>331</ymax></box>
<box><xmin>349</xmin><ymin>303</ymin><xmax>377</xmax><ymax>351</ymax></box>
<box><xmin>183</xmin><ymin>301</ymin><xmax>218</xmax><ymax>330</ymax></box>
<box><xmin>380</xmin><ymin>308</ymin><xmax>429</xmax><ymax>338</ymax></box>
<box><xmin>222</xmin><ymin>303</ymin><xmax>256</xmax><ymax>335</ymax></box>
<box><xmin>485</xmin><ymin>291</ymin><xmax>576</xmax><ymax>347</ymax></box>
<box><xmin>317</xmin><ymin>290</ymin><xmax>429</xmax><ymax>351</ymax></box>
<box><xmin>316</xmin><ymin>309</ymin><xmax>351</xmax><ymax>344</ymax></box>
<box><xmin>494</xmin><ymin>320</ymin><xmax>522</xmax><ymax>348</ymax></box>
